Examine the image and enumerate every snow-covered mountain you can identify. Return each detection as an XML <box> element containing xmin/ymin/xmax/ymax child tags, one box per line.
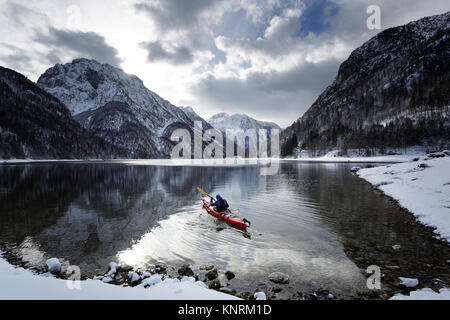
<box><xmin>208</xmin><ymin>113</ymin><xmax>281</xmax><ymax>133</ymax></box>
<box><xmin>0</xmin><ymin>66</ymin><xmax>126</xmax><ymax>159</ymax></box>
<box><xmin>37</xmin><ymin>59</ymin><xmax>207</xmax><ymax>158</ymax></box>
<box><xmin>179</xmin><ymin>106</ymin><xmax>212</xmax><ymax>131</ymax></box>
<box><xmin>282</xmin><ymin>12</ymin><xmax>450</xmax><ymax>156</ymax></box>
<box><xmin>205</xmin><ymin>113</ymin><xmax>280</xmax><ymax>157</ymax></box>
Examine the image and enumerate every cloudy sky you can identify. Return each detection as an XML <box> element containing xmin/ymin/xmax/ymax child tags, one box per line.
<box><xmin>1</xmin><ymin>0</ymin><xmax>449</xmax><ymax>127</ymax></box>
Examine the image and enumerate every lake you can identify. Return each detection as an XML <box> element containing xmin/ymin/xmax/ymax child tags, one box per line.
<box><xmin>1</xmin><ymin>160</ymin><xmax>449</xmax><ymax>299</ymax></box>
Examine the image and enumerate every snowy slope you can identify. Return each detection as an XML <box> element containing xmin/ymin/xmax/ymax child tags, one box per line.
<box><xmin>207</xmin><ymin>113</ymin><xmax>280</xmax><ymax>157</ymax></box>
<box><xmin>358</xmin><ymin>154</ymin><xmax>450</xmax><ymax>241</ymax></box>
<box><xmin>390</xmin><ymin>288</ymin><xmax>450</xmax><ymax>300</ymax></box>
<box><xmin>208</xmin><ymin>113</ymin><xmax>280</xmax><ymax>133</ymax></box>
<box><xmin>37</xmin><ymin>59</ymin><xmax>204</xmax><ymax>158</ymax></box>
<box><xmin>179</xmin><ymin>106</ymin><xmax>204</xmax><ymax>122</ymax></box>
<box><xmin>358</xmin><ymin>152</ymin><xmax>450</xmax><ymax>300</ymax></box>
<box><xmin>179</xmin><ymin>106</ymin><xmax>213</xmax><ymax>131</ymax></box>
<box><xmin>38</xmin><ymin>59</ymin><xmax>175</xmax><ymax>117</ymax></box>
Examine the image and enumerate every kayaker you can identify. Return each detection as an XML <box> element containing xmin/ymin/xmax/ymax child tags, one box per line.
<box><xmin>210</xmin><ymin>195</ymin><xmax>229</xmax><ymax>213</ymax></box>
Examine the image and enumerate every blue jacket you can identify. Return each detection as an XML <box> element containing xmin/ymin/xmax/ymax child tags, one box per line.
<box><xmin>211</xmin><ymin>195</ymin><xmax>229</xmax><ymax>212</ymax></box>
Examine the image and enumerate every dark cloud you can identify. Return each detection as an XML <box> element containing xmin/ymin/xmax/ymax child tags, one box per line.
<box><xmin>4</xmin><ymin>2</ymin><xmax>50</xmax><ymax>27</ymax></box>
<box><xmin>0</xmin><ymin>51</ymin><xmax>33</xmax><ymax>72</ymax></box>
<box><xmin>190</xmin><ymin>0</ymin><xmax>450</xmax><ymax>126</ymax></box>
<box><xmin>135</xmin><ymin>0</ymin><xmax>222</xmax><ymax>31</ymax></box>
<box><xmin>140</xmin><ymin>41</ymin><xmax>194</xmax><ymax>65</ymax></box>
<box><xmin>328</xmin><ymin>0</ymin><xmax>450</xmax><ymax>43</ymax></box>
<box><xmin>0</xmin><ymin>43</ymin><xmax>44</xmax><ymax>75</ymax></box>
<box><xmin>34</xmin><ymin>27</ymin><xmax>122</xmax><ymax>66</ymax></box>
<box><xmin>192</xmin><ymin>59</ymin><xmax>340</xmax><ymax>127</ymax></box>
<box><xmin>135</xmin><ymin>0</ymin><xmax>223</xmax><ymax>55</ymax></box>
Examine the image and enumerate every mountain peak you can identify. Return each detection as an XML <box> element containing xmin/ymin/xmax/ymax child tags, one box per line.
<box><xmin>208</xmin><ymin>112</ymin><xmax>280</xmax><ymax>132</ymax></box>
<box><xmin>179</xmin><ymin>106</ymin><xmax>195</xmax><ymax>114</ymax></box>
<box><xmin>209</xmin><ymin>112</ymin><xmax>230</xmax><ymax>121</ymax></box>
<box><xmin>37</xmin><ymin>59</ymin><xmax>204</xmax><ymax>158</ymax></box>
<box><xmin>335</xmin><ymin>12</ymin><xmax>450</xmax><ymax>87</ymax></box>
<box><xmin>37</xmin><ymin>58</ymin><xmax>154</xmax><ymax>115</ymax></box>
<box><xmin>281</xmin><ymin>11</ymin><xmax>450</xmax><ymax>156</ymax></box>
<box><xmin>71</xmin><ymin>58</ymin><xmax>102</xmax><ymax>66</ymax></box>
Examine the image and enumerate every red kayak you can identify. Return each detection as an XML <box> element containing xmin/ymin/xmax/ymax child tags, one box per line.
<box><xmin>201</xmin><ymin>198</ymin><xmax>251</xmax><ymax>231</ymax></box>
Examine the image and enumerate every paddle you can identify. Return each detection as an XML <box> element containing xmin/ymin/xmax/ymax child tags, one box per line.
<box><xmin>197</xmin><ymin>187</ymin><xmax>216</xmax><ymax>201</ymax></box>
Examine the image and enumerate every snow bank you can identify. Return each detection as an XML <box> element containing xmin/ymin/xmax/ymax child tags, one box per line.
<box><xmin>358</xmin><ymin>156</ymin><xmax>450</xmax><ymax>300</ymax></box>
<box><xmin>293</xmin><ymin>154</ymin><xmax>414</xmax><ymax>163</ymax></box>
<box><xmin>390</xmin><ymin>288</ymin><xmax>450</xmax><ymax>300</ymax></box>
<box><xmin>0</xmin><ymin>254</ymin><xmax>238</xmax><ymax>300</ymax></box>
<box><xmin>358</xmin><ymin>156</ymin><xmax>450</xmax><ymax>241</ymax></box>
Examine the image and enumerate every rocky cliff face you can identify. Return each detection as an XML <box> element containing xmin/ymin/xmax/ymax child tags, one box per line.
<box><xmin>282</xmin><ymin>12</ymin><xmax>450</xmax><ymax>156</ymax></box>
<box><xmin>37</xmin><ymin>59</ymin><xmax>208</xmax><ymax>158</ymax></box>
<box><xmin>0</xmin><ymin>66</ymin><xmax>125</xmax><ymax>160</ymax></box>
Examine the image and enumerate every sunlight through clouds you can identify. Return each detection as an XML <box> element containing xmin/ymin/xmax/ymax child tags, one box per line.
<box><xmin>0</xmin><ymin>0</ymin><xmax>449</xmax><ymax>126</ymax></box>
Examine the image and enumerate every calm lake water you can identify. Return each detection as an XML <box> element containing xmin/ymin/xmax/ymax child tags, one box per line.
<box><xmin>1</xmin><ymin>161</ymin><xmax>449</xmax><ymax>299</ymax></box>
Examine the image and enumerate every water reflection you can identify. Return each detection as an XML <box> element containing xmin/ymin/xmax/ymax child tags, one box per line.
<box><xmin>0</xmin><ymin>164</ymin><xmax>222</xmax><ymax>274</ymax></box>
<box><xmin>0</xmin><ymin>162</ymin><xmax>448</xmax><ymax>298</ymax></box>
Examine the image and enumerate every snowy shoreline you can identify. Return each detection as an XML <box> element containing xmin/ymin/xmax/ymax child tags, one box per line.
<box><xmin>285</xmin><ymin>156</ymin><xmax>410</xmax><ymax>163</ymax></box>
<box><xmin>0</xmin><ymin>253</ymin><xmax>240</xmax><ymax>300</ymax></box>
<box><xmin>357</xmin><ymin>154</ymin><xmax>450</xmax><ymax>241</ymax></box>
<box><xmin>356</xmin><ymin>152</ymin><xmax>450</xmax><ymax>300</ymax></box>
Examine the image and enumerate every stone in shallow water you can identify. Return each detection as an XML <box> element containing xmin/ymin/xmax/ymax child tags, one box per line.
<box><xmin>208</xmin><ymin>279</ymin><xmax>221</xmax><ymax>290</ymax></box>
<box><xmin>268</xmin><ymin>272</ymin><xmax>289</xmax><ymax>284</ymax></box>
<box><xmin>385</xmin><ymin>265</ymin><xmax>401</xmax><ymax>270</ymax></box>
<box><xmin>46</xmin><ymin>258</ymin><xmax>61</xmax><ymax>274</ymax></box>
<box><xmin>220</xmin><ymin>288</ymin><xmax>236</xmax><ymax>295</ymax></box>
<box><xmin>269</xmin><ymin>287</ymin><xmax>282</xmax><ymax>293</ymax></box>
<box><xmin>118</xmin><ymin>263</ymin><xmax>133</xmax><ymax>272</ymax></box>
<box><xmin>399</xmin><ymin>277</ymin><xmax>419</xmax><ymax>288</ymax></box>
<box><xmin>225</xmin><ymin>271</ymin><xmax>235</xmax><ymax>280</ymax></box>
<box><xmin>254</xmin><ymin>291</ymin><xmax>267</xmax><ymax>300</ymax></box>
<box><xmin>236</xmin><ymin>291</ymin><xmax>252</xmax><ymax>300</ymax></box>
<box><xmin>200</xmin><ymin>265</ymin><xmax>214</xmax><ymax>271</ymax></box>
<box><xmin>155</xmin><ymin>265</ymin><xmax>167</xmax><ymax>273</ymax></box>
<box><xmin>205</xmin><ymin>269</ymin><xmax>218</xmax><ymax>280</ymax></box>
<box><xmin>106</xmin><ymin>262</ymin><xmax>118</xmax><ymax>277</ymax></box>
<box><xmin>128</xmin><ymin>271</ymin><xmax>140</xmax><ymax>284</ymax></box>
<box><xmin>178</xmin><ymin>264</ymin><xmax>194</xmax><ymax>277</ymax></box>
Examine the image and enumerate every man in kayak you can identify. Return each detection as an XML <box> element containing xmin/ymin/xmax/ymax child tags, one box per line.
<box><xmin>210</xmin><ymin>195</ymin><xmax>229</xmax><ymax>213</ymax></box>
